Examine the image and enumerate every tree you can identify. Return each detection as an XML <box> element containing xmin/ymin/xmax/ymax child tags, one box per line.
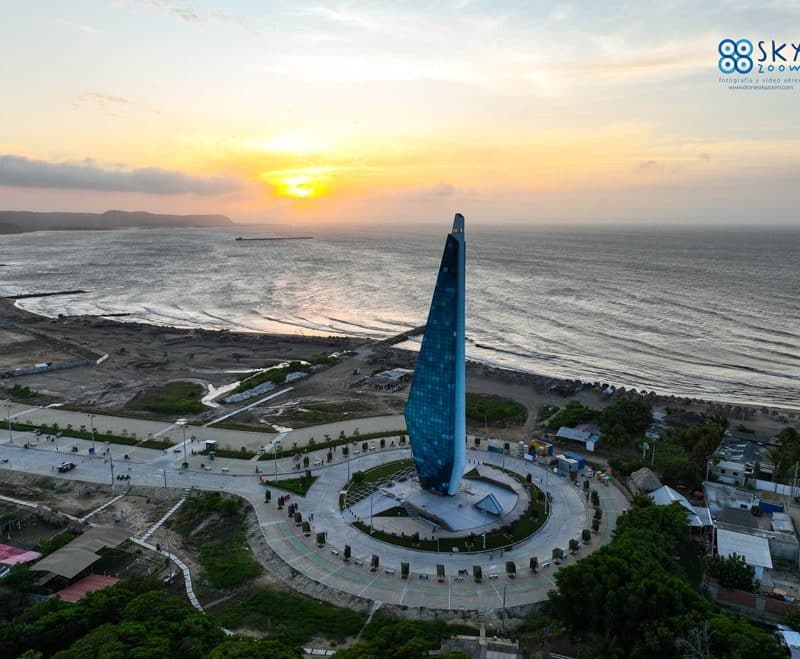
<box><xmin>705</xmin><ymin>553</ymin><xmax>755</xmax><ymax>591</ymax></box>
<box><xmin>784</xmin><ymin>608</ymin><xmax>800</xmax><ymax>632</ymax></box>
<box><xmin>599</xmin><ymin>400</ymin><xmax>653</xmax><ymax>446</ymax></box>
<box><xmin>206</xmin><ymin>637</ymin><xmax>301</xmax><ymax>658</ymax></box>
<box><xmin>546</xmin><ymin>401</ymin><xmax>596</xmax><ymax>432</ymax></box>
<box><xmin>544</xmin><ymin>503</ymin><xmax>786</xmax><ymax>658</ymax></box>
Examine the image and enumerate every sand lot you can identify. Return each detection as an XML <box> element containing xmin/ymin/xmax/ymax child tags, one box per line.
<box><xmin>0</xmin><ymin>328</ymin><xmax>78</xmax><ymax>371</ymax></box>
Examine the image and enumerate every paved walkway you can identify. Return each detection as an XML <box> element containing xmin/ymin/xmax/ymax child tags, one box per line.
<box><xmin>0</xmin><ymin>407</ymin><xmax>627</xmax><ymax>613</ymax></box>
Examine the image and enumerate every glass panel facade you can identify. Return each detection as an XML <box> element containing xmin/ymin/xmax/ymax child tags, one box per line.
<box><xmin>405</xmin><ymin>215</ymin><xmax>466</xmax><ymax>495</ymax></box>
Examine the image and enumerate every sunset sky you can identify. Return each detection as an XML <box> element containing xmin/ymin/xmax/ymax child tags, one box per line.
<box><xmin>1</xmin><ymin>1</ymin><xmax>799</xmax><ymax>226</ymax></box>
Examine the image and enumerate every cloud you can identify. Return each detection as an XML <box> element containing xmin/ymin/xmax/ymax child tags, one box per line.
<box><xmin>169</xmin><ymin>6</ymin><xmax>201</xmax><ymax>23</ymax></box>
<box><xmin>0</xmin><ymin>155</ymin><xmax>240</xmax><ymax>196</ymax></box>
<box><xmin>138</xmin><ymin>1</ymin><xmax>260</xmax><ymax>35</ymax></box>
<box><xmin>75</xmin><ymin>93</ymin><xmax>132</xmax><ymax>107</ymax></box>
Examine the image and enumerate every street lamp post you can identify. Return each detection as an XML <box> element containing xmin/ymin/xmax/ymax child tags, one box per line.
<box><xmin>109</xmin><ymin>453</ymin><xmax>115</xmax><ymax>492</ymax></box>
<box><xmin>5</xmin><ymin>403</ymin><xmax>12</xmax><ymax>444</ymax></box>
<box><xmin>544</xmin><ymin>465</ymin><xmax>550</xmax><ymax>516</ymax></box>
<box><xmin>177</xmin><ymin>421</ymin><xmax>187</xmax><ymax>466</ymax></box>
<box><xmin>482</xmin><ymin>507</ymin><xmax>488</xmax><ymax>550</ymax></box>
<box><xmin>162</xmin><ymin>468</ymin><xmax>167</xmax><ymax>489</ymax></box>
<box><xmin>88</xmin><ymin>414</ymin><xmax>96</xmax><ymax>452</ymax></box>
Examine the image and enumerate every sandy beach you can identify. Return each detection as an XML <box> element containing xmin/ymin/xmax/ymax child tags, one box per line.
<box><xmin>1</xmin><ymin>298</ymin><xmax>794</xmax><ymax>442</ymax></box>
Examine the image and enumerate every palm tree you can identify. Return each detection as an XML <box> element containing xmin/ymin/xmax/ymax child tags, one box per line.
<box><xmin>769</xmin><ymin>448</ymin><xmax>784</xmax><ymax>482</ymax></box>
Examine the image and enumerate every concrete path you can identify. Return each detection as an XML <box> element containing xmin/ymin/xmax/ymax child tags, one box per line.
<box><xmin>0</xmin><ymin>410</ymin><xmax>627</xmax><ymax>613</ymax></box>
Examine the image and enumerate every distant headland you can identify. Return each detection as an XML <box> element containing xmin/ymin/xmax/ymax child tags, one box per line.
<box><xmin>0</xmin><ymin>209</ymin><xmax>233</xmax><ymax>234</ymax></box>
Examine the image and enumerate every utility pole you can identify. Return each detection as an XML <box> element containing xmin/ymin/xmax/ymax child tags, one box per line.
<box><xmin>482</xmin><ymin>507</ymin><xmax>488</xmax><ymax>549</ymax></box>
<box><xmin>651</xmin><ymin>442</ymin><xmax>656</xmax><ymax>467</ymax></box>
<box><xmin>110</xmin><ymin>453</ymin><xmax>115</xmax><ymax>492</ymax></box>
<box><xmin>89</xmin><ymin>413</ymin><xmax>96</xmax><ymax>452</ymax></box>
<box><xmin>370</xmin><ymin>483</ymin><xmax>374</xmax><ymax>533</ymax></box>
<box><xmin>788</xmin><ymin>462</ymin><xmax>799</xmax><ymax>509</ymax></box>
<box><xmin>162</xmin><ymin>468</ymin><xmax>167</xmax><ymax>489</ymax></box>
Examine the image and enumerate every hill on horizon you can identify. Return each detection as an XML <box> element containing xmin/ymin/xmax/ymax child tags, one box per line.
<box><xmin>0</xmin><ymin>209</ymin><xmax>234</xmax><ymax>233</ymax></box>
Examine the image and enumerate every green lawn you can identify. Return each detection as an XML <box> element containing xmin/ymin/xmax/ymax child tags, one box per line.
<box><xmin>127</xmin><ymin>381</ymin><xmax>205</xmax><ymax>415</ymax></box>
<box><xmin>466</xmin><ymin>393</ymin><xmax>527</xmax><ymax>424</ymax></box>
<box><xmin>230</xmin><ymin>361</ymin><xmax>306</xmax><ymax>395</ymax></box>
<box><xmin>267</xmin><ymin>475</ymin><xmax>318</xmax><ymax>495</ymax></box>
<box><xmin>258</xmin><ymin>429</ymin><xmax>406</xmax><ymax>461</ymax></box>
<box><xmin>214</xmin><ymin>589</ymin><xmax>365</xmax><ymax>647</ymax></box>
<box><xmin>8</xmin><ymin>420</ymin><xmax>140</xmax><ymax>446</ymax></box>
<box><xmin>168</xmin><ymin>492</ymin><xmax>261</xmax><ymax>591</ymax></box>
<box><xmin>208</xmin><ymin>421</ymin><xmax>278</xmax><ymax>433</ymax></box>
<box><xmin>351</xmin><ymin>467</ymin><xmax>547</xmax><ymax>553</ymax></box>
<box><xmin>9</xmin><ymin>384</ymin><xmax>38</xmax><ymax>399</ymax></box>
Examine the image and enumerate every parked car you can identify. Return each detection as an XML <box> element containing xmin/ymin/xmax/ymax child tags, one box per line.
<box><xmin>57</xmin><ymin>462</ymin><xmax>77</xmax><ymax>473</ymax></box>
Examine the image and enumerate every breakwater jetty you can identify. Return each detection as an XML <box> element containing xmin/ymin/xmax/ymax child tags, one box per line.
<box><xmin>3</xmin><ymin>290</ymin><xmax>88</xmax><ymax>300</ymax></box>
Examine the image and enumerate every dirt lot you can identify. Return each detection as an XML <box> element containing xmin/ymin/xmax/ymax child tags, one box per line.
<box><xmin>0</xmin><ymin>470</ymin><xmax>182</xmax><ymax>535</ymax></box>
<box><xmin>0</xmin><ymin>299</ymin><xmax>364</xmax><ymax>412</ymax></box>
<box><xmin>0</xmin><ymin>328</ymin><xmax>78</xmax><ymax>371</ymax></box>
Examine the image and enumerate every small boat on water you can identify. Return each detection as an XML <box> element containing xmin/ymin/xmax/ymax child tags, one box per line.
<box><xmin>235</xmin><ymin>236</ymin><xmax>313</xmax><ymax>241</ymax></box>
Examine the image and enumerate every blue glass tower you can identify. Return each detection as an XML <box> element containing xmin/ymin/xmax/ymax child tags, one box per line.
<box><xmin>404</xmin><ymin>213</ymin><xmax>466</xmax><ymax>495</ymax></box>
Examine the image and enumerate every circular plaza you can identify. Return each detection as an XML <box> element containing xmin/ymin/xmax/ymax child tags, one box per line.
<box><xmin>253</xmin><ymin>443</ymin><xmax>627</xmax><ymax>612</ymax></box>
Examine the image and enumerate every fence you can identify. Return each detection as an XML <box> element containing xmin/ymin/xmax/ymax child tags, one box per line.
<box><xmin>753</xmin><ymin>478</ymin><xmax>797</xmax><ymax>497</ymax></box>
<box><xmin>0</xmin><ymin>320</ymin><xmax>107</xmax><ymax>379</ymax></box>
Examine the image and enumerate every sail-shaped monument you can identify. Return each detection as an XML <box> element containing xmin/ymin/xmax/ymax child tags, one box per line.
<box><xmin>404</xmin><ymin>213</ymin><xmax>466</xmax><ymax>495</ymax></box>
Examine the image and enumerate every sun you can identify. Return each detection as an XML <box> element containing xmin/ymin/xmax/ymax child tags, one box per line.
<box><xmin>262</xmin><ymin>169</ymin><xmax>330</xmax><ymax>199</ymax></box>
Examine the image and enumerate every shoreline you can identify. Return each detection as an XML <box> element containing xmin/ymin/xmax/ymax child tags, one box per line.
<box><xmin>3</xmin><ymin>298</ymin><xmax>796</xmax><ymax>419</ymax></box>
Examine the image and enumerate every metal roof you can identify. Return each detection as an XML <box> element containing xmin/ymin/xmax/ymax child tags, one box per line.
<box><xmin>31</xmin><ymin>526</ymin><xmax>130</xmax><ymax>579</ymax></box>
<box><xmin>649</xmin><ymin>485</ymin><xmax>711</xmax><ymax>526</ymax></box>
<box><xmin>717</xmin><ymin>528</ymin><xmax>773</xmax><ymax>569</ymax></box>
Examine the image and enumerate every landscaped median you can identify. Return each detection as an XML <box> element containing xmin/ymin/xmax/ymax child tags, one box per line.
<box><xmin>343</xmin><ymin>459</ymin><xmax>549</xmax><ymax>553</ymax></box>
<box><xmin>257</xmin><ymin>429</ymin><xmax>407</xmax><ymax>461</ymax></box>
<box><xmin>6</xmin><ymin>420</ymin><xmax>173</xmax><ymax>450</ymax></box>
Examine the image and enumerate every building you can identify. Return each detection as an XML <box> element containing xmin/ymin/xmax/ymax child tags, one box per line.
<box><xmin>555</xmin><ymin>426</ymin><xmax>600</xmax><ymax>452</ymax></box>
<box><xmin>404</xmin><ymin>214</ymin><xmax>466</xmax><ymax>496</ymax></box>
<box><xmin>704</xmin><ymin>482</ymin><xmax>800</xmax><ymax>571</ymax></box>
<box><xmin>630</xmin><ymin>466</ymin><xmax>662</xmax><ymax>493</ymax></box>
<box><xmin>714</xmin><ymin>459</ymin><xmax>748</xmax><ymax>486</ymax></box>
<box><xmin>365</xmin><ymin>367</ymin><xmax>414</xmax><ymax>392</ymax></box>
<box><xmin>712</xmin><ymin>430</ymin><xmax>777</xmax><ymax>482</ymax></box>
<box><xmin>649</xmin><ymin>485</ymin><xmax>712</xmax><ymax>528</ymax></box>
<box><xmin>716</xmin><ymin>527</ymin><xmax>773</xmax><ymax>581</ymax></box>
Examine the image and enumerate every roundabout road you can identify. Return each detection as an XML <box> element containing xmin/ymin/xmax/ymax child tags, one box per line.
<box><xmin>0</xmin><ymin>414</ymin><xmax>628</xmax><ymax>613</ymax></box>
<box><xmin>252</xmin><ymin>448</ymin><xmax>627</xmax><ymax>611</ymax></box>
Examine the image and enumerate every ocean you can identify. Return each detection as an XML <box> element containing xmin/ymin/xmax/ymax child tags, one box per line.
<box><xmin>1</xmin><ymin>224</ymin><xmax>798</xmax><ymax>410</ymax></box>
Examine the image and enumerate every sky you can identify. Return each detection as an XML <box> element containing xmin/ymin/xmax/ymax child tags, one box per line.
<box><xmin>1</xmin><ymin>1</ymin><xmax>799</xmax><ymax>227</ymax></box>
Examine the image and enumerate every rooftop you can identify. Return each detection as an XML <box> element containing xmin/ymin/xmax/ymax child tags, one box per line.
<box><xmin>31</xmin><ymin>526</ymin><xmax>130</xmax><ymax>579</ymax></box>
<box><xmin>714</xmin><ymin>432</ymin><xmax>775</xmax><ymax>474</ymax></box>
<box><xmin>717</xmin><ymin>528</ymin><xmax>773</xmax><ymax>569</ymax></box>
<box><xmin>649</xmin><ymin>485</ymin><xmax>711</xmax><ymax>527</ymax></box>
<box><xmin>630</xmin><ymin>467</ymin><xmax>662</xmax><ymax>492</ymax></box>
